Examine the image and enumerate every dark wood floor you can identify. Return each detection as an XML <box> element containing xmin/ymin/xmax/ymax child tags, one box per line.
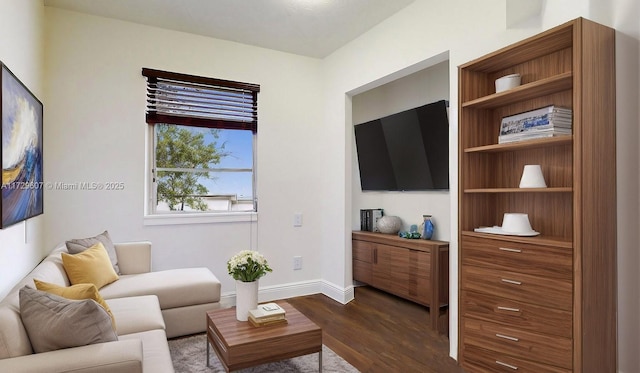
<box><xmin>287</xmin><ymin>286</ymin><xmax>465</xmax><ymax>373</ymax></box>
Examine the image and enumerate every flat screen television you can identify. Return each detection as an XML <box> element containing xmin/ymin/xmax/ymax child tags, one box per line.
<box><xmin>354</xmin><ymin>99</ymin><xmax>449</xmax><ymax>191</ymax></box>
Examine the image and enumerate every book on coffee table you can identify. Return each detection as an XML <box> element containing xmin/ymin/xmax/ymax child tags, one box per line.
<box><xmin>248</xmin><ymin>302</ymin><xmax>287</xmax><ymax>327</ymax></box>
<box><xmin>249</xmin><ymin>303</ymin><xmax>285</xmax><ymax>319</ymax></box>
<box><xmin>248</xmin><ymin>316</ymin><xmax>288</xmax><ymax>327</ymax></box>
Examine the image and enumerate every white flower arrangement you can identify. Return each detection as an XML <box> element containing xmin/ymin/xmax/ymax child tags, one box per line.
<box><xmin>227</xmin><ymin>250</ymin><xmax>272</xmax><ymax>282</ymax></box>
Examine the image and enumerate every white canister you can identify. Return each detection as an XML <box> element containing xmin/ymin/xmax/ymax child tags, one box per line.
<box><xmin>495</xmin><ymin>73</ymin><xmax>521</xmax><ymax>93</ymax></box>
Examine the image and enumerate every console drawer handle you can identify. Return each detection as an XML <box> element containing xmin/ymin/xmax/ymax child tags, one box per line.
<box><xmin>501</xmin><ymin>278</ymin><xmax>522</xmax><ymax>285</ymax></box>
<box><xmin>496</xmin><ymin>360</ymin><xmax>519</xmax><ymax>370</ymax></box>
<box><xmin>496</xmin><ymin>333</ymin><xmax>519</xmax><ymax>342</ymax></box>
<box><xmin>497</xmin><ymin>306</ymin><xmax>521</xmax><ymax>312</ymax></box>
<box><xmin>499</xmin><ymin>247</ymin><xmax>522</xmax><ymax>253</ymax></box>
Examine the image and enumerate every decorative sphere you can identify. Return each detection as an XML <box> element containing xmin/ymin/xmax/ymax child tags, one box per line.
<box><xmin>377</xmin><ymin>216</ymin><xmax>402</xmax><ymax>234</ymax></box>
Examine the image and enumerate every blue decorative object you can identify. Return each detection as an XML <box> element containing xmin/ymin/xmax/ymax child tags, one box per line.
<box><xmin>421</xmin><ymin>215</ymin><xmax>434</xmax><ymax>240</ymax></box>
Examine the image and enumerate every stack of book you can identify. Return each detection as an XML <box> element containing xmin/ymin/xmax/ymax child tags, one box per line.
<box><xmin>360</xmin><ymin>208</ymin><xmax>383</xmax><ymax>232</ymax></box>
<box><xmin>498</xmin><ymin>105</ymin><xmax>572</xmax><ymax>144</ymax></box>
<box><xmin>248</xmin><ymin>302</ymin><xmax>287</xmax><ymax>327</ymax></box>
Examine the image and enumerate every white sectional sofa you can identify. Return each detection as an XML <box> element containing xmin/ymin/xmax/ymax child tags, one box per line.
<box><xmin>0</xmin><ymin>240</ymin><xmax>222</xmax><ymax>373</ymax></box>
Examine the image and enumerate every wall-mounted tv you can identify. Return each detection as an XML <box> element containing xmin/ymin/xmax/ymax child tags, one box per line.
<box><xmin>354</xmin><ymin>99</ymin><xmax>449</xmax><ymax>191</ymax></box>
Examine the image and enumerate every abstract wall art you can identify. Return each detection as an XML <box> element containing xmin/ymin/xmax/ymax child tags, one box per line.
<box><xmin>1</xmin><ymin>62</ymin><xmax>43</xmax><ymax>228</ymax></box>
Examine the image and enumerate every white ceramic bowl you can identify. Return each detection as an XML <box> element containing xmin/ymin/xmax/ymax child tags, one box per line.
<box><xmin>501</xmin><ymin>213</ymin><xmax>533</xmax><ymax>234</ymax></box>
<box><xmin>495</xmin><ymin>73</ymin><xmax>521</xmax><ymax>93</ymax></box>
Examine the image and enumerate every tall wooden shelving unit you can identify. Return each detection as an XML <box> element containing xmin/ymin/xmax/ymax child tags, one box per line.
<box><xmin>458</xmin><ymin>18</ymin><xmax>616</xmax><ymax>372</ymax></box>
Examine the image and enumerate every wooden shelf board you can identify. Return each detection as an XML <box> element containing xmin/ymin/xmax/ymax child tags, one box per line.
<box><xmin>461</xmin><ymin>72</ymin><xmax>573</xmax><ymax>109</ymax></box>
<box><xmin>464</xmin><ymin>187</ymin><xmax>572</xmax><ymax>193</ymax></box>
<box><xmin>461</xmin><ymin>230</ymin><xmax>573</xmax><ymax>249</ymax></box>
<box><xmin>464</xmin><ymin>136</ymin><xmax>573</xmax><ymax>153</ymax></box>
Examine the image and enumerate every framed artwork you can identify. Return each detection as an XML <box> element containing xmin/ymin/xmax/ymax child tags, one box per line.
<box><xmin>1</xmin><ymin>62</ymin><xmax>43</xmax><ymax>228</ymax></box>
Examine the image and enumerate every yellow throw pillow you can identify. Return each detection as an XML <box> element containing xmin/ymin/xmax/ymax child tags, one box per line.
<box><xmin>61</xmin><ymin>242</ymin><xmax>119</xmax><ymax>289</ymax></box>
<box><xmin>33</xmin><ymin>279</ymin><xmax>116</xmax><ymax>330</ymax></box>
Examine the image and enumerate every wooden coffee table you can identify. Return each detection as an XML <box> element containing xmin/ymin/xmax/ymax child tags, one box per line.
<box><xmin>206</xmin><ymin>301</ymin><xmax>323</xmax><ymax>372</ymax></box>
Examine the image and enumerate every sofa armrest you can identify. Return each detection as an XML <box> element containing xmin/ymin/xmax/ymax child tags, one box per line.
<box><xmin>0</xmin><ymin>339</ymin><xmax>143</xmax><ymax>373</ymax></box>
<box><xmin>114</xmin><ymin>241</ymin><xmax>152</xmax><ymax>274</ymax></box>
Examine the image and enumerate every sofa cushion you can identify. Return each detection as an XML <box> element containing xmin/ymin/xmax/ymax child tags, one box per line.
<box><xmin>61</xmin><ymin>242</ymin><xmax>119</xmax><ymax>289</ymax></box>
<box><xmin>0</xmin><ymin>303</ymin><xmax>33</xmax><ymax>359</ymax></box>
<box><xmin>33</xmin><ymin>279</ymin><xmax>116</xmax><ymax>329</ymax></box>
<box><xmin>106</xmin><ymin>295</ymin><xmax>165</xmax><ymax>335</ymax></box>
<box><xmin>99</xmin><ymin>268</ymin><xmax>221</xmax><ymax>309</ymax></box>
<box><xmin>118</xmin><ymin>329</ymin><xmax>174</xmax><ymax>373</ymax></box>
<box><xmin>19</xmin><ymin>287</ymin><xmax>118</xmax><ymax>353</ymax></box>
<box><xmin>66</xmin><ymin>230</ymin><xmax>120</xmax><ymax>274</ymax></box>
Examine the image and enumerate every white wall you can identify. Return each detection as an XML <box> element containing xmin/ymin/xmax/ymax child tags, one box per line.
<box><xmin>0</xmin><ymin>0</ymin><xmax>45</xmax><ymax>299</ymax></box>
<box><xmin>42</xmin><ymin>7</ymin><xmax>331</xmax><ymax>303</ymax></box>
<box><xmin>351</xmin><ymin>61</ymin><xmax>451</xmax><ymax>240</ymax></box>
<box><xmin>323</xmin><ymin>0</ymin><xmax>639</xmax><ymax>370</ymax></box>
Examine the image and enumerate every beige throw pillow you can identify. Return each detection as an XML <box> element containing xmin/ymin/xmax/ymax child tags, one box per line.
<box><xmin>19</xmin><ymin>286</ymin><xmax>117</xmax><ymax>353</ymax></box>
<box><xmin>66</xmin><ymin>230</ymin><xmax>120</xmax><ymax>274</ymax></box>
<box><xmin>62</xmin><ymin>242</ymin><xmax>119</xmax><ymax>289</ymax></box>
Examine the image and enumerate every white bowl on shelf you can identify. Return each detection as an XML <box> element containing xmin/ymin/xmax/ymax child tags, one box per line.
<box><xmin>495</xmin><ymin>73</ymin><xmax>521</xmax><ymax>93</ymax></box>
<box><xmin>473</xmin><ymin>213</ymin><xmax>539</xmax><ymax>236</ymax></box>
<box><xmin>501</xmin><ymin>213</ymin><xmax>535</xmax><ymax>234</ymax></box>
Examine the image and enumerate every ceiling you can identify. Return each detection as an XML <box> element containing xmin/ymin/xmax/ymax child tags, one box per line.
<box><xmin>43</xmin><ymin>0</ymin><xmax>417</xmax><ymax>58</ymax></box>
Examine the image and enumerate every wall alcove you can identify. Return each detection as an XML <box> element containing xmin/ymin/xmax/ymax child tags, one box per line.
<box><xmin>349</xmin><ymin>55</ymin><xmax>452</xmax><ymax>241</ymax></box>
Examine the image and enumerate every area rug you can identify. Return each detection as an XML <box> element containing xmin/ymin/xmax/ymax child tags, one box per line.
<box><xmin>169</xmin><ymin>333</ymin><xmax>360</xmax><ymax>373</ymax></box>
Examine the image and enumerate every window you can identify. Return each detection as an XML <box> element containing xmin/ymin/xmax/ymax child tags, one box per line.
<box><xmin>143</xmin><ymin>68</ymin><xmax>260</xmax><ymax>216</ymax></box>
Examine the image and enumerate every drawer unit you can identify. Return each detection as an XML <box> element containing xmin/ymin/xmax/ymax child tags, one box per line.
<box><xmin>461</xmin><ymin>290</ymin><xmax>572</xmax><ymax>338</ymax></box>
<box><xmin>351</xmin><ymin>231</ymin><xmax>449</xmax><ymax>333</ymax></box>
<box><xmin>461</xmin><ymin>235</ymin><xmax>572</xmax><ymax>280</ymax></box>
<box><xmin>463</xmin><ymin>318</ymin><xmax>573</xmax><ymax>370</ymax></box>
<box><xmin>463</xmin><ymin>345</ymin><xmax>572</xmax><ymax>373</ymax></box>
<box><xmin>461</xmin><ymin>265</ymin><xmax>573</xmax><ymax>311</ymax></box>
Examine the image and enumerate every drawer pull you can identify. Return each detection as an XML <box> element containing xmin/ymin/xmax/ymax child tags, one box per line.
<box><xmin>501</xmin><ymin>278</ymin><xmax>522</xmax><ymax>285</ymax></box>
<box><xmin>497</xmin><ymin>306</ymin><xmax>521</xmax><ymax>312</ymax></box>
<box><xmin>496</xmin><ymin>360</ymin><xmax>519</xmax><ymax>370</ymax></box>
<box><xmin>499</xmin><ymin>247</ymin><xmax>522</xmax><ymax>253</ymax></box>
<box><xmin>496</xmin><ymin>333</ymin><xmax>519</xmax><ymax>342</ymax></box>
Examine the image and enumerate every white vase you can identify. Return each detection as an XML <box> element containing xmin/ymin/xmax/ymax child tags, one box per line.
<box><xmin>235</xmin><ymin>280</ymin><xmax>258</xmax><ymax>321</ymax></box>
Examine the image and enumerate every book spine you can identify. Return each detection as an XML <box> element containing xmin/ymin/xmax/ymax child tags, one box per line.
<box><xmin>250</xmin><ymin>314</ymin><xmax>286</xmax><ymax>323</ymax></box>
<box><xmin>371</xmin><ymin>209</ymin><xmax>383</xmax><ymax>232</ymax></box>
<box><xmin>498</xmin><ymin>132</ymin><xmax>570</xmax><ymax>144</ymax></box>
<box><xmin>501</xmin><ymin>116</ymin><xmax>572</xmax><ymax>135</ymax></box>
<box><xmin>501</xmin><ymin>105</ymin><xmax>571</xmax><ymax>123</ymax></box>
<box><xmin>249</xmin><ymin>318</ymin><xmax>287</xmax><ymax>327</ymax></box>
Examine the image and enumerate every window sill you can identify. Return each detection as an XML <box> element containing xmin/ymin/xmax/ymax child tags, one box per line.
<box><xmin>143</xmin><ymin>212</ymin><xmax>257</xmax><ymax>226</ymax></box>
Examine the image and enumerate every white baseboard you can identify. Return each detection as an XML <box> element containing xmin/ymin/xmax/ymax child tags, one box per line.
<box><xmin>220</xmin><ymin>279</ymin><xmax>355</xmax><ymax>307</ymax></box>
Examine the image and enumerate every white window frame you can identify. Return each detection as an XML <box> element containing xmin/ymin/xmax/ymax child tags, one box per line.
<box><xmin>141</xmin><ymin>68</ymin><xmax>259</xmax><ymax>225</ymax></box>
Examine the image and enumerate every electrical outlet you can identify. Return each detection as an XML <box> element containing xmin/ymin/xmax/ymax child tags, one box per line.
<box><xmin>293</xmin><ymin>256</ymin><xmax>303</xmax><ymax>270</ymax></box>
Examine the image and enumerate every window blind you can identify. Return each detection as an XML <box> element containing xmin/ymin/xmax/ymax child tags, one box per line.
<box><xmin>142</xmin><ymin>68</ymin><xmax>259</xmax><ymax>132</ymax></box>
